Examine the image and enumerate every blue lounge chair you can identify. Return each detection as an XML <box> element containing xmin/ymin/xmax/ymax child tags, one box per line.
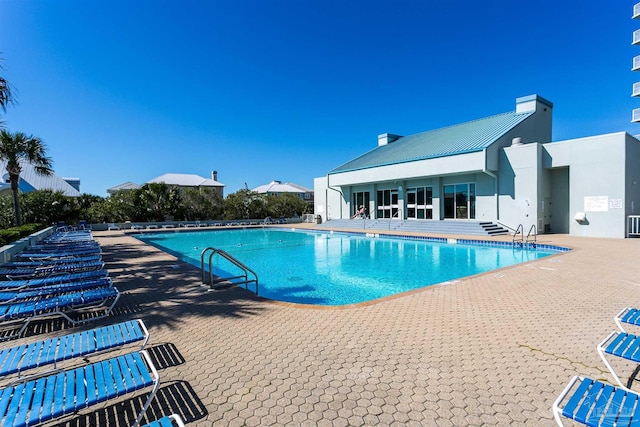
<box><xmin>44</xmin><ymin>231</ymin><xmax>94</xmax><ymax>242</ymax></box>
<box><xmin>0</xmin><ymin>277</ymin><xmax>112</xmax><ymax>304</ymax></box>
<box><xmin>615</xmin><ymin>307</ymin><xmax>640</xmax><ymax>332</ymax></box>
<box><xmin>30</xmin><ymin>239</ymin><xmax>98</xmax><ymax>248</ymax></box>
<box><xmin>142</xmin><ymin>414</ymin><xmax>186</xmax><ymax>427</ymax></box>
<box><xmin>24</xmin><ymin>243</ymin><xmax>100</xmax><ymax>254</ymax></box>
<box><xmin>15</xmin><ymin>246</ymin><xmax>102</xmax><ymax>261</ymax></box>
<box><xmin>0</xmin><ymin>260</ymin><xmax>105</xmax><ymax>280</ymax></box>
<box><xmin>1</xmin><ymin>254</ymin><xmax>102</xmax><ymax>268</ymax></box>
<box><xmin>0</xmin><ymin>350</ymin><xmax>159</xmax><ymax>427</ymax></box>
<box><xmin>0</xmin><ymin>319</ymin><xmax>148</xmax><ymax>381</ymax></box>
<box><xmin>597</xmin><ymin>330</ymin><xmax>640</xmax><ymax>390</ymax></box>
<box><xmin>553</xmin><ymin>376</ymin><xmax>640</xmax><ymax>426</ymax></box>
<box><xmin>0</xmin><ymin>287</ymin><xmax>120</xmax><ymax>340</ymax></box>
<box><xmin>0</xmin><ymin>269</ymin><xmax>109</xmax><ymax>291</ymax></box>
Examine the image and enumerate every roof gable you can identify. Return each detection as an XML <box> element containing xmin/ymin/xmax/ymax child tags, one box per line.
<box><xmin>107</xmin><ymin>181</ymin><xmax>142</xmax><ymax>193</ymax></box>
<box><xmin>253</xmin><ymin>180</ymin><xmax>313</xmax><ymax>194</ymax></box>
<box><xmin>330</xmin><ymin>110</ymin><xmax>533</xmax><ymax>173</ymax></box>
<box><xmin>0</xmin><ymin>159</ymin><xmax>81</xmax><ymax>196</ymax></box>
<box><xmin>147</xmin><ymin>173</ymin><xmax>224</xmax><ymax>187</ymax></box>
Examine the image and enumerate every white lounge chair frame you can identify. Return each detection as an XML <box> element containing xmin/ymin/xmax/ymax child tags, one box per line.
<box><xmin>553</xmin><ymin>375</ymin><xmax>640</xmax><ymax>426</ymax></box>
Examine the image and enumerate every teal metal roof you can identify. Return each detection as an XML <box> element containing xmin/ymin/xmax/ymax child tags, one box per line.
<box><xmin>330</xmin><ymin>110</ymin><xmax>534</xmax><ymax>174</ymax></box>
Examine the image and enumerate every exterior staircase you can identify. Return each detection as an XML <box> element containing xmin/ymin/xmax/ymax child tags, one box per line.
<box><xmin>319</xmin><ymin>219</ymin><xmax>510</xmax><ymax>237</ymax></box>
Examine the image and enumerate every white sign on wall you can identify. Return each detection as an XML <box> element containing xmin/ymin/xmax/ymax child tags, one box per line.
<box><xmin>609</xmin><ymin>198</ymin><xmax>623</xmax><ymax>209</ymax></box>
<box><xmin>584</xmin><ymin>196</ymin><xmax>608</xmax><ymax>212</ymax></box>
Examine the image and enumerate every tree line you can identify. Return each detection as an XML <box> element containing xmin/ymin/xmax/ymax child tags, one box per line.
<box><xmin>0</xmin><ymin>57</ymin><xmax>312</xmax><ymax>229</ymax></box>
<box><xmin>0</xmin><ymin>185</ymin><xmax>312</xmax><ymax>229</ymax></box>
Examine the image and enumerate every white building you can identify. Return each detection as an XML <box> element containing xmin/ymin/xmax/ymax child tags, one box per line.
<box><xmin>146</xmin><ymin>171</ymin><xmax>225</xmax><ymax>197</ymax></box>
<box><xmin>314</xmin><ymin>95</ymin><xmax>640</xmax><ymax>238</ymax></box>
<box><xmin>252</xmin><ymin>180</ymin><xmax>314</xmax><ymax>203</ymax></box>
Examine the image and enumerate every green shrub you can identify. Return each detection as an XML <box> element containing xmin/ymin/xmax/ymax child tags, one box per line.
<box><xmin>0</xmin><ymin>223</ymin><xmax>44</xmax><ymax>246</ymax></box>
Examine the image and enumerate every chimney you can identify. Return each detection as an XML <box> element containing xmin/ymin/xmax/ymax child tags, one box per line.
<box><xmin>211</xmin><ymin>170</ymin><xmax>218</xmax><ymax>181</ymax></box>
<box><xmin>378</xmin><ymin>133</ymin><xmax>402</xmax><ymax>147</ymax></box>
<box><xmin>515</xmin><ymin>94</ymin><xmax>554</xmax><ymax>114</ymax></box>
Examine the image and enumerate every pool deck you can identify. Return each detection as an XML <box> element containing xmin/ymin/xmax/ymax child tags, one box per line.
<box><xmin>23</xmin><ymin>226</ymin><xmax>640</xmax><ymax>425</ymax></box>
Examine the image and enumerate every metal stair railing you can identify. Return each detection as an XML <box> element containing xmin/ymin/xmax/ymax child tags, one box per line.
<box><xmin>201</xmin><ymin>247</ymin><xmax>259</xmax><ymax>295</ymax></box>
<box><xmin>388</xmin><ymin>210</ymin><xmax>402</xmax><ymax>231</ymax></box>
<box><xmin>526</xmin><ymin>224</ymin><xmax>537</xmax><ymax>247</ymax></box>
<box><xmin>512</xmin><ymin>224</ymin><xmax>523</xmax><ymax>247</ymax></box>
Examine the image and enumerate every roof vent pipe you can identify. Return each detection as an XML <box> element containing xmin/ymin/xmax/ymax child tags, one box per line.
<box><xmin>511</xmin><ymin>137</ymin><xmax>523</xmax><ymax>146</ymax></box>
<box><xmin>378</xmin><ymin>133</ymin><xmax>402</xmax><ymax>147</ymax></box>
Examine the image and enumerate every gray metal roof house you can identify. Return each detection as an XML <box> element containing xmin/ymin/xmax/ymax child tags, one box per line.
<box><xmin>315</xmin><ymin>95</ymin><xmax>640</xmax><ymax>238</ymax></box>
<box><xmin>0</xmin><ymin>159</ymin><xmax>81</xmax><ymax>197</ymax></box>
<box><xmin>253</xmin><ymin>180</ymin><xmax>314</xmax><ymax>203</ymax></box>
<box><xmin>106</xmin><ymin>181</ymin><xmax>142</xmax><ymax>195</ymax></box>
<box><xmin>146</xmin><ymin>171</ymin><xmax>225</xmax><ymax>197</ymax></box>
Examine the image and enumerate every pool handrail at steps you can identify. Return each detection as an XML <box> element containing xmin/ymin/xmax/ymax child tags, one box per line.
<box><xmin>526</xmin><ymin>224</ymin><xmax>537</xmax><ymax>246</ymax></box>
<box><xmin>200</xmin><ymin>247</ymin><xmax>259</xmax><ymax>295</ymax></box>
<box><xmin>513</xmin><ymin>224</ymin><xmax>523</xmax><ymax>246</ymax></box>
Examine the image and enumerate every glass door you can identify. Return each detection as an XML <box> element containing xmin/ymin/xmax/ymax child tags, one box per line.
<box><xmin>407</xmin><ymin>187</ymin><xmax>433</xmax><ymax>219</ymax></box>
<box><xmin>391</xmin><ymin>190</ymin><xmax>399</xmax><ymax>219</ymax></box>
<box><xmin>376</xmin><ymin>189</ymin><xmax>399</xmax><ymax>219</ymax></box>
<box><xmin>443</xmin><ymin>183</ymin><xmax>475</xmax><ymax>219</ymax></box>
<box><xmin>352</xmin><ymin>191</ymin><xmax>370</xmax><ymax>218</ymax></box>
<box><xmin>407</xmin><ymin>189</ymin><xmax>416</xmax><ymax>219</ymax></box>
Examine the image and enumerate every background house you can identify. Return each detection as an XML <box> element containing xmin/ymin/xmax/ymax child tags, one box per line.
<box><xmin>147</xmin><ymin>171</ymin><xmax>225</xmax><ymax>197</ymax></box>
<box><xmin>106</xmin><ymin>181</ymin><xmax>142</xmax><ymax>195</ymax></box>
<box><xmin>253</xmin><ymin>180</ymin><xmax>314</xmax><ymax>205</ymax></box>
<box><xmin>0</xmin><ymin>159</ymin><xmax>81</xmax><ymax>197</ymax></box>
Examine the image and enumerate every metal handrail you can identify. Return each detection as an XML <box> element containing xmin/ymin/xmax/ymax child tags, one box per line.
<box><xmin>496</xmin><ymin>221</ymin><xmax>517</xmax><ymax>233</ymax></box>
<box><xmin>388</xmin><ymin>210</ymin><xmax>401</xmax><ymax>230</ymax></box>
<box><xmin>526</xmin><ymin>224</ymin><xmax>537</xmax><ymax>246</ymax></box>
<box><xmin>513</xmin><ymin>224</ymin><xmax>523</xmax><ymax>246</ymax></box>
<box><xmin>200</xmin><ymin>247</ymin><xmax>259</xmax><ymax>295</ymax></box>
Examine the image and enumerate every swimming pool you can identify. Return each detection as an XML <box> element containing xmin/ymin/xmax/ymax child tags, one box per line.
<box><xmin>136</xmin><ymin>229</ymin><xmax>564</xmax><ymax>306</ymax></box>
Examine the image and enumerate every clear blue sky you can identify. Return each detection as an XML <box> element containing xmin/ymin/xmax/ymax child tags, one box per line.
<box><xmin>0</xmin><ymin>0</ymin><xmax>637</xmax><ymax>196</ymax></box>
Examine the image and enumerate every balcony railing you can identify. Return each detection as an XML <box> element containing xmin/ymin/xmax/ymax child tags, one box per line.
<box><xmin>634</xmin><ymin>3</ymin><xmax>640</xmax><ymax>19</ymax></box>
<box><xmin>632</xmin><ymin>108</ymin><xmax>640</xmax><ymax>123</ymax></box>
<box><xmin>633</xmin><ymin>29</ymin><xmax>640</xmax><ymax>45</ymax></box>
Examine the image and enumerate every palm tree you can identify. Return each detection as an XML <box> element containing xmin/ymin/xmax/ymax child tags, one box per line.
<box><xmin>0</xmin><ymin>57</ymin><xmax>15</xmax><ymax>128</ymax></box>
<box><xmin>0</xmin><ymin>130</ymin><xmax>53</xmax><ymax>226</ymax></box>
<box><xmin>0</xmin><ymin>73</ymin><xmax>11</xmax><ymax>112</ymax></box>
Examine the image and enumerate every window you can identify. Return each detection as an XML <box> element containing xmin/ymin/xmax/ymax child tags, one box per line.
<box><xmin>406</xmin><ymin>186</ymin><xmax>433</xmax><ymax>219</ymax></box>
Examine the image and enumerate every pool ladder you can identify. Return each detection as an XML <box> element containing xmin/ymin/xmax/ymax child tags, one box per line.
<box><xmin>201</xmin><ymin>247</ymin><xmax>259</xmax><ymax>295</ymax></box>
<box><xmin>513</xmin><ymin>224</ymin><xmax>537</xmax><ymax>247</ymax></box>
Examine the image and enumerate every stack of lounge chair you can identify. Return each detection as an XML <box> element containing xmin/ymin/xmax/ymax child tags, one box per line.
<box><xmin>0</xmin><ymin>229</ymin><xmax>119</xmax><ymax>341</ymax></box>
<box><xmin>0</xmin><ymin>228</ymin><xmax>186</xmax><ymax>425</ymax></box>
<box><xmin>553</xmin><ymin>308</ymin><xmax>640</xmax><ymax>426</ymax></box>
<box><xmin>0</xmin><ymin>319</ymin><xmax>186</xmax><ymax>426</ymax></box>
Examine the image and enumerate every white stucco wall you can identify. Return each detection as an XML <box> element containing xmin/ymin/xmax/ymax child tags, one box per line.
<box><xmin>543</xmin><ymin>133</ymin><xmax>628</xmax><ymax>238</ymax></box>
<box><xmin>625</xmin><ymin>134</ymin><xmax>640</xmax><ymax>227</ymax></box>
<box><xmin>501</xmin><ymin>143</ymin><xmax>542</xmax><ymax>233</ymax></box>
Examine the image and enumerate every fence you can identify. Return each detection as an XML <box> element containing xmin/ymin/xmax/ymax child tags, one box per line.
<box><xmin>628</xmin><ymin>215</ymin><xmax>640</xmax><ymax>237</ymax></box>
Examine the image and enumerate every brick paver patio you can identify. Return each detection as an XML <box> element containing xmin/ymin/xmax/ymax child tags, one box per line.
<box><xmin>10</xmin><ymin>226</ymin><xmax>640</xmax><ymax>426</ymax></box>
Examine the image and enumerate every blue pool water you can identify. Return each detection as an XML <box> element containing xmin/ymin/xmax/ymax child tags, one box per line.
<box><xmin>136</xmin><ymin>229</ymin><xmax>562</xmax><ymax>306</ymax></box>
